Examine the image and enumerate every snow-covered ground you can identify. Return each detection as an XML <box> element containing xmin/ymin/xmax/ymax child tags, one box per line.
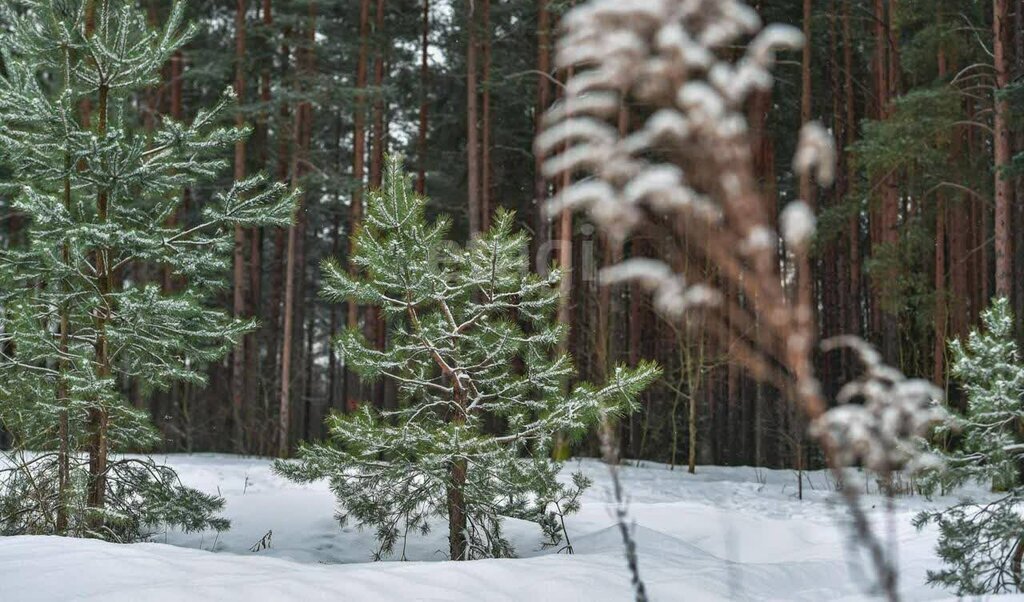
<box><xmin>0</xmin><ymin>454</ymin><xmax>1015</xmax><ymax>601</ymax></box>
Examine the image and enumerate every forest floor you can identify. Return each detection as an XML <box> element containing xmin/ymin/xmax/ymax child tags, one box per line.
<box><xmin>1</xmin><ymin>455</ymin><xmax>1018</xmax><ymax>601</ymax></box>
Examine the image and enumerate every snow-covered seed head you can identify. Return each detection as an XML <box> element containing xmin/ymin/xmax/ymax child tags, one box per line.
<box><xmin>793</xmin><ymin>122</ymin><xmax>836</xmax><ymax>187</ymax></box>
<box><xmin>780</xmin><ymin>201</ymin><xmax>816</xmax><ymax>250</ymax></box>
<box><xmin>742</xmin><ymin>225</ymin><xmax>776</xmax><ymax>254</ymax></box>
<box><xmin>645</xmin><ymin>110</ymin><xmax>692</xmax><ymax>143</ymax></box>
<box><xmin>623</xmin><ymin>165</ymin><xmax>684</xmax><ymax>206</ymax></box>
<box><xmin>601</xmin><ymin>258</ymin><xmax>676</xmax><ymax>289</ymax></box>
<box><xmin>542</xmin><ymin>93</ymin><xmax>621</xmax><ymax>127</ymax></box>
<box><xmin>747</xmin><ymin>24</ymin><xmax>804</xmax><ymax>66</ymax></box>
<box><xmin>535</xmin><ymin>118</ymin><xmax>619</xmax><ymax>158</ymax></box>
<box><xmin>546</xmin><ymin>180</ymin><xmax>619</xmax><ymax>219</ymax></box>
<box><xmin>812</xmin><ymin>337</ymin><xmax>948</xmax><ymax>473</ymax></box>
<box><xmin>678</xmin><ymin>82</ymin><xmax>725</xmax><ymax>123</ymax></box>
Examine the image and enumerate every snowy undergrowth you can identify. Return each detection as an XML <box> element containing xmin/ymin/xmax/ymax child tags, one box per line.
<box><xmin>1</xmin><ymin>454</ymin><xmax>1019</xmax><ymax>601</ymax></box>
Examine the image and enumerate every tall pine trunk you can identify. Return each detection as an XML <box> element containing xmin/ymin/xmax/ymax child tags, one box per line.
<box><xmin>949</xmin><ymin>108</ymin><xmax>970</xmax><ymax>339</ymax></box>
<box><xmin>327</xmin><ymin>116</ymin><xmax>343</xmax><ymax>412</ymax></box>
<box><xmin>532</xmin><ymin>0</ymin><xmax>551</xmax><ymax>262</ymax></box>
<box><xmin>934</xmin><ymin>196</ymin><xmax>947</xmax><ymax>384</ymax></box>
<box><xmin>57</xmin><ymin>79</ymin><xmax>74</xmax><ymax>534</ymax></box>
<box><xmin>971</xmin><ymin>99</ymin><xmax>990</xmax><ymax>317</ymax></box>
<box><xmin>934</xmin><ymin>41</ymin><xmax>949</xmax><ymax>386</ymax></box>
<box><xmin>266</xmin><ymin>31</ymin><xmax>290</xmax><ymax>454</ymax></box>
<box><xmin>799</xmin><ymin>0</ymin><xmax>813</xmax><ymax>206</ymax></box>
<box><xmin>789</xmin><ymin>0</ymin><xmax>813</xmax><ymax>479</ymax></box>
<box><xmin>842</xmin><ymin>0</ymin><xmax>860</xmax><ymax>339</ymax></box>
<box><xmin>416</xmin><ymin>0</ymin><xmax>429</xmax><ymax>194</ymax></box>
<box><xmin>279</xmin><ymin>91</ymin><xmax>300</xmax><ymax>457</ymax></box>
<box><xmin>279</xmin><ymin>5</ymin><xmax>316</xmax><ymax>457</ymax></box>
<box><xmin>370</xmin><ymin>0</ymin><xmax>386</xmax><ymax>189</ymax></box>
<box><xmin>466</xmin><ymin>2</ymin><xmax>481</xmax><ymax>238</ymax></box>
<box><xmin>1014</xmin><ymin>0</ymin><xmax>1024</xmax><ymax>333</ymax></box>
<box><xmin>480</xmin><ymin>0</ymin><xmax>492</xmax><ymax>231</ymax></box>
<box><xmin>231</xmin><ymin>0</ymin><xmax>248</xmax><ymax>453</ymax></box>
<box><xmin>369</xmin><ymin>0</ymin><xmax>388</xmax><ymax>409</ymax></box>
<box><xmin>551</xmin><ymin>54</ymin><xmax>575</xmax><ymax>461</ymax></box>
<box><xmin>343</xmin><ymin>0</ymin><xmax>372</xmax><ymax>412</ymax></box>
<box><xmin>87</xmin><ymin>82</ymin><xmax>112</xmax><ymax>527</ymax></box>
<box><xmin>301</xmin><ymin>283</ymin><xmax>317</xmax><ymax>440</ymax></box>
<box><xmin>994</xmin><ymin>0</ymin><xmax>1013</xmax><ymax>298</ymax></box>
<box><xmin>869</xmin><ymin>0</ymin><xmax>901</xmax><ymax>360</ymax></box>
<box><xmin>248</xmin><ymin>0</ymin><xmax>274</xmax><ymax>443</ymax></box>
<box><xmin>881</xmin><ymin>0</ymin><xmax>900</xmax><ymax>361</ymax></box>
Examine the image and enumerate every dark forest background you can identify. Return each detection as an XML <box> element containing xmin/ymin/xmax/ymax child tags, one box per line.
<box><xmin>2</xmin><ymin>0</ymin><xmax>1023</xmax><ymax>469</ymax></box>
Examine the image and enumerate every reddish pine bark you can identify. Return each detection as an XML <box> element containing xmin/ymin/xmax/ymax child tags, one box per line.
<box><xmin>231</xmin><ymin>0</ymin><xmax>249</xmax><ymax>454</ymax></box>
<box><xmin>342</xmin><ymin>0</ymin><xmax>372</xmax><ymax>412</ymax></box>
<box><xmin>366</xmin><ymin>0</ymin><xmax>388</xmax><ymax>408</ymax></box>
<box><xmin>369</xmin><ymin>0</ymin><xmax>386</xmax><ymax>189</ymax></box>
<box><xmin>1014</xmin><ymin>0</ymin><xmax>1024</xmax><ymax>329</ymax></box>
<box><xmin>790</xmin><ymin>0</ymin><xmax>814</xmax><ymax>475</ymax></box>
<box><xmin>867</xmin><ymin>0</ymin><xmax>886</xmax><ymax>343</ymax></box>
<box><xmin>244</xmin><ymin>0</ymin><xmax>274</xmax><ymax>431</ymax></box>
<box><xmin>948</xmin><ymin>191</ymin><xmax>969</xmax><ymax>338</ymax></box>
<box><xmin>555</xmin><ymin>68</ymin><xmax>574</xmax><ymax>344</ymax></box>
<box><xmin>934</xmin><ymin>196</ymin><xmax>947</xmax><ymax>384</ymax></box>
<box><xmin>869</xmin><ymin>0</ymin><xmax>901</xmax><ymax>359</ymax></box>
<box><xmin>88</xmin><ymin>86</ymin><xmax>113</xmax><ymax>524</ymax></box>
<box><xmin>994</xmin><ymin>0</ymin><xmax>1013</xmax><ymax>298</ymax></box>
<box><xmin>934</xmin><ymin>38</ymin><xmax>949</xmax><ymax>386</ymax></box>
<box><xmin>480</xmin><ymin>0</ymin><xmax>492</xmax><ymax>232</ymax></box>
<box><xmin>533</xmin><ymin>0</ymin><xmax>551</xmax><ymax>258</ymax></box>
<box><xmin>842</xmin><ymin>0</ymin><xmax>860</xmax><ymax>337</ymax></box>
<box><xmin>279</xmin><ymin>107</ymin><xmax>301</xmax><ymax>457</ymax></box>
<box><xmin>416</xmin><ymin>0</ymin><xmax>430</xmax><ymax>194</ymax></box>
<box><xmin>824</xmin><ymin>0</ymin><xmax>842</xmax><ymax>380</ymax></box>
<box><xmin>968</xmin><ymin>98</ymin><xmax>990</xmax><ymax>317</ymax></box>
<box><xmin>301</xmin><ymin>299</ymin><xmax>317</xmax><ymax>439</ymax></box>
<box><xmin>881</xmin><ymin>0</ymin><xmax>900</xmax><ymax>360</ymax></box>
<box><xmin>266</xmin><ymin>31</ymin><xmax>291</xmax><ymax>453</ymax></box>
<box><xmin>279</xmin><ymin>5</ymin><xmax>317</xmax><ymax>457</ymax></box>
<box><xmin>466</xmin><ymin>3</ymin><xmax>481</xmax><ymax>238</ymax></box>
<box><xmin>799</xmin><ymin>0</ymin><xmax>813</xmax><ymax>207</ymax></box>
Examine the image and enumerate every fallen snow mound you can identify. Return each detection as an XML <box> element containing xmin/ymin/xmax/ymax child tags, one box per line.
<box><xmin>2</xmin><ymin>455</ymin><xmax>1021</xmax><ymax>601</ymax></box>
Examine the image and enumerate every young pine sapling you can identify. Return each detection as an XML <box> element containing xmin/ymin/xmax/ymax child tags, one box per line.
<box><xmin>275</xmin><ymin>157</ymin><xmax>658</xmax><ymax>561</ymax></box>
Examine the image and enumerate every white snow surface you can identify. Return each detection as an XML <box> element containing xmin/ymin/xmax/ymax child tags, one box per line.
<box><xmin>1</xmin><ymin>454</ymin><xmax>1020</xmax><ymax>601</ymax></box>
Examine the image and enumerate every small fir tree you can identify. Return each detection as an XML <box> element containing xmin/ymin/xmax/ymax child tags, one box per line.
<box><xmin>275</xmin><ymin>157</ymin><xmax>658</xmax><ymax>561</ymax></box>
<box><xmin>915</xmin><ymin>298</ymin><xmax>1024</xmax><ymax>594</ymax></box>
<box><xmin>0</xmin><ymin>0</ymin><xmax>295</xmax><ymax>541</ymax></box>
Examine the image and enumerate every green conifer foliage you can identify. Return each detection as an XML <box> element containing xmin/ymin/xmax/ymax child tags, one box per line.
<box><xmin>915</xmin><ymin>298</ymin><xmax>1024</xmax><ymax>594</ymax></box>
<box><xmin>0</xmin><ymin>0</ymin><xmax>296</xmax><ymax>541</ymax></box>
<box><xmin>276</xmin><ymin>156</ymin><xmax>658</xmax><ymax>561</ymax></box>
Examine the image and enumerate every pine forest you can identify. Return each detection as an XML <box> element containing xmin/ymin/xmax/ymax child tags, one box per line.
<box><xmin>1</xmin><ymin>0</ymin><xmax>1024</xmax><ymax>600</ymax></box>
